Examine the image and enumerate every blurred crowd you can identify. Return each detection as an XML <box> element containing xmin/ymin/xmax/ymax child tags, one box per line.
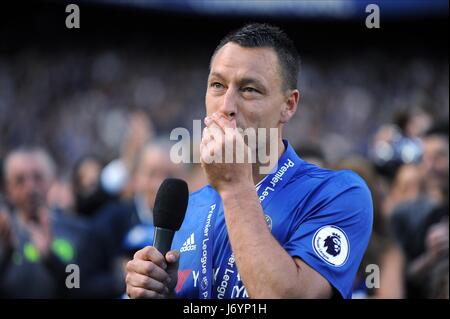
<box><xmin>0</xmin><ymin>46</ymin><xmax>448</xmax><ymax>298</ymax></box>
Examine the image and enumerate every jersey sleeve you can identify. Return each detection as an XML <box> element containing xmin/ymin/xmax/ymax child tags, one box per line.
<box><xmin>283</xmin><ymin>170</ymin><xmax>373</xmax><ymax>299</ymax></box>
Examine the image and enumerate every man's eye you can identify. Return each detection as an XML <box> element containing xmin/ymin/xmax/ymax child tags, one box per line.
<box><xmin>242</xmin><ymin>87</ymin><xmax>259</xmax><ymax>93</ymax></box>
<box><xmin>211</xmin><ymin>82</ymin><xmax>224</xmax><ymax>89</ymax></box>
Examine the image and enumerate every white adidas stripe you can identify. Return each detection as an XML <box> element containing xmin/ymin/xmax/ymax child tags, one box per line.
<box><xmin>180</xmin><ymin>233</ymin><xmax>197</xmax><ymax>252</ymax></box>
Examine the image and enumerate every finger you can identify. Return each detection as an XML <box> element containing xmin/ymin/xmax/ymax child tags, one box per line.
<box><xmin>200</xmin><ymin>148</ymin><xmax>213</xmax><ymax>165</ymax></box>
<box><xmin>204</xmin><ymin>125</ymin><xmax>225</xmax><ymax>145</ymax></box>
<box><xmin>205</xmin><ymin>115</ymin><xmax>225</xmax><ymax>133</ymax></box>
<box><xmin>434</xmin><ymin>244</ymin><xmax>449</xmax><ymax>257</ymax></box>
<box><xmin>126</xmin><ymin>259</ymin><xmax>170</xmax><ymax>283</ymax></box>
<box><xmin>432</xmin><ymin>236</ymin><xmax>449</xmax><ymax>248</ymax></box>
<box><xmin>436</xmin><ymin>240</ymin><xmax>449</xmax><ymax>249</ymax></box>
<box><xmin>166</xmin><ymin>250</ymin><xmax>180</xmax><ymax>274</ymax></box>
<box><xmin>134</xmin><ymin>246</ymin><xmax>167</xmax><ymax>269</ymax></box>
<box><xmin>201</xmin><ymin>139</ymin><xmax>215</xmax><ymax>158</ymax></box>
<box><xmin>127</xmin><ymin>286</ymin><xmax>166</xmax><ymax>299</ymax></box>
<box><xmin>429</xmin><ymin>231</ymin><xmax>449</xmax><ymax>245</ymax></box>
<box><xmin>126</xmin><ymin>272</ymin><xmax>169</xmax><ymax>294</ymax></box>
<box><xmin>211</xmin><ymin>112</ymin><xmax>236</xmax><ymax>130</ymax></box>
<box><xmin>202</xmin><ymin>127</ymin><xmax>213</xmax><ymax>144</ymax></box>
<box><xmin>429</xmin><ymin>223</ymin><xmax>448</xmax><ymax>236</ymax></box>
<box><xmin>431</xmin><ymin>224</ymin><xmax>448</xmax><ymax>235</ymax></box>
<box><xmin>37</xmin><ymin>206</ymin><xmax>51</xmax><ymax>235</ymax></box>
<box><xmin>166</xmin><ymin>250</ymin><xmax>180</xmax><ymax>264</ymax></box>
<box><xmin>200</xmin><ymin>136</ymin><xmax>216</xmax><ymax>164</ymax></box>
<box><xmin>165</xmin><ymin>250</ymin><xmax>180</xmax><ymax>289</ymax></box>
<box><xmin>204</xmin><ymin>116</ymin><xmax>214</xmax><ymax>128</ymax></box>
<box><xmin>202</xmin><ymin>126</ymin><xmax>224</xmax><ymax>162</ymax></box>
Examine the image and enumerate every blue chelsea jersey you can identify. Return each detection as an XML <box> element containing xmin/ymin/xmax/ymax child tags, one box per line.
<box><xmin>172</xmin><ymin>141</ymin><xmax>373</xmax><ymax>299</ymax></box>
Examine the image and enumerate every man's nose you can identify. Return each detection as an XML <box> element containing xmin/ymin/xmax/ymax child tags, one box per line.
<box><xmin>24</xmin><ymin>178</ymin><xmax>39</xmax><ymax>197</ymax></box>
<box><xmin>219</xmin><ymin>89</ymin><xmax>237</xmax><ymax>119</ymax></box>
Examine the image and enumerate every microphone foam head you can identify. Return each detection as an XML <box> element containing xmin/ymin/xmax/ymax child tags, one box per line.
<box><xmin>153</xmin><ymin>178</ymin><xmax>189</xmax><ymax>231</ymax></box>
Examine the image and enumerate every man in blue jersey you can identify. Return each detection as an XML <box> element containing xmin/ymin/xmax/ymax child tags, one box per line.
<box><xmin>125</xmin><ymin>23</ymin><xmax>373</xmax><ymax>299</ymax></box>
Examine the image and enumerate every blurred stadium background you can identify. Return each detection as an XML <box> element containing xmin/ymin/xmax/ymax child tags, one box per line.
<box><xmin>0</xmin><ymin>0</ymin><xmax>448</xmax><ymax>299</ymax></box>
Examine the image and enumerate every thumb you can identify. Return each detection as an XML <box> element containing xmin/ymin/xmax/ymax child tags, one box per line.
<box><xmin>165</xmin><ymin>250</ymin><xmax>180</xmax><ymax>268</ymax></box>
<box><xmin>165</xmin><ymin>250</ymin><xmax>180</xmax><ymax>287</ymax></box>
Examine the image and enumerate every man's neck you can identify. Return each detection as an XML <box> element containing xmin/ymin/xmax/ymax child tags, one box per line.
<box><xmin>252</xmin><ymin>139</ymin><xmax>285</xmax><ymax>185</ymax></box>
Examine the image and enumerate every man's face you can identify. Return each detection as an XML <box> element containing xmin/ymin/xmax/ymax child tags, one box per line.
<box><xmin>77</xmin><ymin>158</ymin><xmax>101</xmax><ymax>196</ymax></box>
<box><xmin>206</xmin><ymin>43</ymin><xmax>293</xmax><ymax>151</ymax></box>
<box><xmin>421</xmin><ymin>135</ymin><xmax>449</xmax><ymax>178</ymax></box>
<box><xmin>134</xmin><ymin>148</ymin><xmax>175</xmax><ymax>209</ymax></box>
<box><xmin>5</xmin><ymin>152</ymin><xmax>51</xmax><ymax>216</ymax></box>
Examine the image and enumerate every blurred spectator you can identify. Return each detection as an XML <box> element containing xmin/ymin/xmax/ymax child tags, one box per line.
<box><xmin>70</xmin><ymin>111</ymin><xmax>154</xmax><ymax>217</ymax></box>
<box><xmin>92</xmin><ymin>142</ymin><xmax>184</xmax><ymax>296</ymax></box>
<box><xmin>370</xmin><ymin>124</ymin><xmax>422</xmax><ymax>182</ymax></box>
<box><xmin>0</xmin><ymin>147</ymin><xmax>76</xmax><ymax>297</ymax></box>
<box><xmin>394</xmin><ymin>110</ymin><xmax>432</xmax><ymax>140</ymax></box>
<box><xmin>335</xmin><ymin>157</ymin><xmax>405</xmax><ymax>299</ymax></box>
<box><xmin>72</xmin><ymin>155</ymin><xmax>115</xmax><ymax>216</ymax></box>
<box><xmin>383</xmin><ymin>164</ymin><xmax>423</xmax><ymax>219</ymax></box>
<box><xmin>0</xmin><ymin>147</ymin><xmax>124</xmax><ymax>298</ymax></box>
<box><xmin>419</xmin><ymin>123</ymin><xmax>449</xmax><ymax>204</ymax></box>
<box><xmin>47</xmin><ymin>178</ymin><xmax>75</xmax><ymax>212</ymax></box>
<box><xmin>0</xmin><ymin>200</ymin><xmax>12</xmax><ymax>276</ymax></box>
<box><xmin>295</xmin><ymin>144</ymin><xmax>327</xmax><ymax>168</ymax></box>
<box><xmin>428</xmin><ymin>258</ymin><xmax>449</xmax><ymax>299</ymax></box>
<box><xmin>390</xmin><ymin>124</ymin><xmax>449</xmax><ymax>298</ymax></box>
<box><xmin>100</xmin><ymin>111</ymin><xmax>155</xmax><ymax>200</ymax></box>
<box><xmin>132</xmin><ymin>143</ymin><xmax>182</xmax><ymax>214</ymax></box>
<box><xmin>0</xmin><ymin>49</ymin><xmax>447</xmax><ymax>175</ymax></box>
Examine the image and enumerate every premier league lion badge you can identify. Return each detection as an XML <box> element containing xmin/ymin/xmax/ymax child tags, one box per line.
<box><xmin>312</xmin><ymin>225</ymin><xmax>349</xmax><ymax>267</ymax></box>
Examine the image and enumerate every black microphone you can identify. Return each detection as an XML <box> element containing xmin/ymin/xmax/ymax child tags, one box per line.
<box><xmin>153</xmin><ymin>178</ymin><xmax>189</xmax><ymax>257</ymax></box>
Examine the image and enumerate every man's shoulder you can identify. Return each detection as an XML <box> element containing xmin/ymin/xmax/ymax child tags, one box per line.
<box><xmin>287</xmin><ymin>164</ymin><xmax>373</xmax><ymax>222</ymax></box>
<box><xmin>292</xmin><ymin>162</ymin><xmax>369</xmax><ymax>194</ymax></box>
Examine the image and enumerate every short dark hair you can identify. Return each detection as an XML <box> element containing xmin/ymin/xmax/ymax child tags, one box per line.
<box><xmin>425</xmin><ymin>121</ymin><xmax>449</xmax><ymax>139</ymax></box>
<box><xmin>212</xmin><ymin>23</ymin><xmax>300</xmax><ymax>90</ymax></box>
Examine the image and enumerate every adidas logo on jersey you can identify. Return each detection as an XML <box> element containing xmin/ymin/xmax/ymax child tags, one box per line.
<box><xmin>180</xmin><ymin>233</ymin><xmax>197</xmax><ymax>252</ymax></box>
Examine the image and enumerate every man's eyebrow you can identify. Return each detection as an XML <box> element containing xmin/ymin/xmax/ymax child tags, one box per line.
<box><xmin>208</xmin><ymin>72</ymin><xmax>225</xmax><ymax>80</ymax></box>
<box><xmin>208</xmin><ymin>72</ymin><xmax>266</xmax><ymax>89</ymax></box>
<box><xmin>238</xmin><ymin>77</ymin><xmax>265</xmax><ymax>88</ymax></box>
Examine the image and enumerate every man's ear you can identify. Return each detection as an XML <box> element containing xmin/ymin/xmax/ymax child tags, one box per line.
<box><xmin>280</xmin><ymin>89</ymin><xmax>300</xmax><ymax>124</ymax></box>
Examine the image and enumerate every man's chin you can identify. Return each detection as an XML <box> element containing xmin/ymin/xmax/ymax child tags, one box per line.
<box><xmin>21</xmin><ymin>205</ymin><xmax>39</xmax><ymax>219</ymax></box>
<box><xmin>24</xmin><ymin>198</ymin><xmax>44</xmax><ymax>217</ymax></box>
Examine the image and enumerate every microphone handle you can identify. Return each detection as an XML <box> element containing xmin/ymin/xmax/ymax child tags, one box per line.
<box><xmin>153</xmin><ymin>227</ymin><xmax>175</xmax><ymax>257</ymax></box>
